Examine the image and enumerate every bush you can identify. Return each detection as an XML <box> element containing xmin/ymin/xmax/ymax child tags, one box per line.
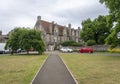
<box><xmin>108</xmin><ymin>48</ymin><xmax>120</xmax><ymax>53</ymax></box>
<box><xmin>61</xmin><ymin>40</ymin><xmax>83</xmax><ymax>46</ymax></box>
<box><xmin>86</xmin><ymin>40</ymin><xmax>96</xmax><ymax>46</ymax></box>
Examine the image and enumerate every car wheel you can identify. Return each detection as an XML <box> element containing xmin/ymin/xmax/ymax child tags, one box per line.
<box><xmin>90</xmin><ymin>51</ymin><xmax>93</xmax><ymax>53</ymax></box>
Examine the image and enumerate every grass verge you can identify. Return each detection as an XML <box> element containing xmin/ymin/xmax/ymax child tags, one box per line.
<box><xmin>0</xmin><ymin>54</ymin><xmax>47</xmax><ymax>84</ymax></box>
<box><xmin>60</xmin><ymin>53</ymin><xmax>120</xmax><ymax>84</ymax></box>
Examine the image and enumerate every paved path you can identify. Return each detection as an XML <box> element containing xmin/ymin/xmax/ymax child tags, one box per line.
<box><xmin>32</xmin><ymin>52</ymin><xmax>77</xmax><ymax>84</ymax></box>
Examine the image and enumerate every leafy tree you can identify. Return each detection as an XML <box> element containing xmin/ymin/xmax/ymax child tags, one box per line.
<box><xmin>80</xmin><ymin>18</ymin><xmax>94</xmax><ymax>42</ymax></box>
<box><xmin>80</xmin><ymin>15</ymin><xmax>112</xmax><ymax>44</ymax></box>
<box><xmin>105</xmin><ymin>23</ymin><xmax>120</xmax><ymax>49</ymax></box>
<box><xmin>5</xmin><ymin>28</ymin><xmax>22</xmax><ymax>54</ymax></box>
<box><xmin>19</xmin><ymin>28</ymin><xmax>31</xmax><ymax>54</ymax></box>
<box><xmin>93</xmin><ymin>15</ymin><xmax>113</xmax><ymax>44</ymax></box>
<box><xmin>100</xmin><ymin>0</ymin><xmax>120</xmax><ymax>48</ymax></box>
<box><xmin>100</xmin><ymin>0</ymin><xmax>120</xmax><ymax>22</ymax></box>
<box><xmin>28</xmin><ymin>29</ymin><xmax>45</xmax><ymax>54</ymax></box>
<box><xmin>5</xmin><ymin>27</ymin><xmax>45</xmax><ymax>54</ymax></box>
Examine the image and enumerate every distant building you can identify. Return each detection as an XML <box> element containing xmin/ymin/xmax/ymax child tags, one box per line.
<box><xmin>0</xmin><ymin>16</ymin><xmax>81</xmax><ymax>51</ymax></box>
<box><xmin>0</xmin><ymin>31</ymin><xmax>9</xmax><ymax>43</ymax></box>
<box><xmin>34</xmin><ymin>16</ymin><xmax>81</xmax><ymax>51</ymax></box>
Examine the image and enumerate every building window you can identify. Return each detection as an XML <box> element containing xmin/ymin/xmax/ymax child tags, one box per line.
<box><xmin>54</xmin><ymin>29</ymin><xmax>58</xmax><ymax>35</ymax></box>
<box><xmin>54</xmin><ymin>37</ymin><xmax>57</xmax><ymax>42</ymax></box>
<box><xmin>64</xmin><ymin>29</ymin><xmax>66</xmax><ymax>35</ymax></box>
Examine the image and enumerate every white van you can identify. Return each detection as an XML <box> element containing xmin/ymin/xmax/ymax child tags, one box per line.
<box><xmin>0</xmin><ymin>43</ymin><xmax>9</xmax><ymax>54</ymax></box>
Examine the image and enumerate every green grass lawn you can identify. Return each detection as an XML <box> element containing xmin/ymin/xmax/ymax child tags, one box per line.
<box><xmin>60</xmin><ymin>53</ymin><xmax>120</xmax><ymax>84</ymax></box>
<box><xmin>0</xmin><ymin>54</ymin><xmax>47</xmax><ymax>84</ymax></box>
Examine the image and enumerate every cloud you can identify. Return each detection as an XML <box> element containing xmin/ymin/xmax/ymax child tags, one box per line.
<box><xmin>0</xmin><ymin>0</ymin><xmax>108</xmax><ymax>34</ymax></box>
<box><xmin>50</xmin><ymin>0</ymin><xmax>108</xmax><ymax>28</ymax></box>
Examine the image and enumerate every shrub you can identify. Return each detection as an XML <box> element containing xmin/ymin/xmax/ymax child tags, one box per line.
<box><xmin>108</xmin><ymin>48</ymin><xmax>120</xmax><ymax>53</ymax></box>
<box><xmin>61</xmin><ymin>40</ymin><xmax>83</xmax><ymax>46</ymax></box>
<box><xmin>86</xmin><ymin>40</ymin><xmax>96</xmax><ymax>46</ymax></box>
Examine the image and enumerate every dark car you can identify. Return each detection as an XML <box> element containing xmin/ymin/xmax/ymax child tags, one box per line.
<box><xmin>79</xmin><ymin>47</ymin><xmax>94</xmax><ymax>53</ymax></box>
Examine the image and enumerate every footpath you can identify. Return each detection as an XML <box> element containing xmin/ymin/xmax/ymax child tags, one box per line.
<box><xmin>32</xmin><ymin>52</ymin><xmax>77</xmax><ymax>84</ymax></box>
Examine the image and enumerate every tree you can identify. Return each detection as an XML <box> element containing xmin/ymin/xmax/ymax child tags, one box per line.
<box><xmin>100</xmin><ymin>0</ymin><xmax>120</xmax><ymax>22</ymax></box>
<box><xmin>5</xmin><ymin>27</ymin><xmax>45</xmax><ymax>54</ymax></box>
<box><xmin>100</xmin><ymin>0</ymin><xmax>120</xmax><ymax>48</ymax></box>
<box><xmin>19</xmin><ymin>28</ymin><xmax>31</xmax><ymax>54</ymax></box>
<box><xmin>80</xmin><ymin>15</ymin><xmax>112</xmax><ymax>44</ymax></box>
<box><xmin>27</xmin><ymin>29</ymin><xmax>45</xmax><ymax>54</ymax></box>
<box><xmin>93</xmin><ymin>15</ymin><xmax>113</xmax><ymax>44</ymax></box>
<box><xmin>105</xmin><ymin>23</ymin><xmax>120</xmax><ymax>49</ymax></box>
<box><xmin>5</xmin><ymin>28</ymin><xmax>22</xmax><ymax>54</ymax></box>
<box><xmin>80</xmin><ymin>18</ymin><xmax>94</xmax><ymax>42</ymax></box>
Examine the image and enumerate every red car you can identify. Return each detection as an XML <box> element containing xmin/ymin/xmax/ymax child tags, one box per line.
<box><xmin>79</xmin><ymin>47</ymin><xmax>94</xmax><ymax>53</ymax></box>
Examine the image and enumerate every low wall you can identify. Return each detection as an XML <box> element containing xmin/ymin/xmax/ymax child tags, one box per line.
<box><xmin>92</xmin><ymin>45</ymin><xmax>109</xmax><ymax>51</ymax></box>
<box><xmin>61</xmin><ymin>45</ymin><xmax>110</xmax><ymax>52</ymax></box>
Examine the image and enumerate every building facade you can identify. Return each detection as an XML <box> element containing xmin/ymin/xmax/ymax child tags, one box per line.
<box><xmin>34</xmin><ymin>16</ymin><xmax>81</xmax><ymax>51</ymax></box>
<box><xmin>0</xmin><ymin>31</ymin><xmax>9</xmax><ymax>43</ymax></box>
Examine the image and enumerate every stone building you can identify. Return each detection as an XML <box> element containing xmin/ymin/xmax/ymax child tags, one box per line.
<box><xmin>34</xmin><ymin>16</ymin><xmax>81</xmax><ymax>51</ymax></box>
<box><xmin>0</xmin><ymin>31</ymin><xmax>9</xmax><ymax>43</ymax></box>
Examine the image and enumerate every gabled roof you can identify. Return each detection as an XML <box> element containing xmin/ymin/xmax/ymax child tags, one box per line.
<box><xmin>40</xmin><ymin>20</ymin><xmax>66</xmax><ymax>36</ymax></box>
<box><xmin>41</xmin><ymin>20</ymin><xmax>51</xmax><ymax>34</ymax></box>
<box><xmin>34</xmin><ymin>17</ymin><xmax>78</xmax><ymax>36</ymax></box>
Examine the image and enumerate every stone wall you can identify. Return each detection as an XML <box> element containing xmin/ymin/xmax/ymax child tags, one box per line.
<box><xmin>92</xmin><ymin>45</ymin><xmax>109</xmax><ymax>52</ymax></box>
<box><xmin>61</xmin><ymin>45</ymin><xmax>110</xmax><ymax>52</ymax></box>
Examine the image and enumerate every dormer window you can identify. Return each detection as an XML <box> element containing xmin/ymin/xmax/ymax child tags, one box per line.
<box><xmin>54</xmin><ymin>28</ymin><xmax>58</xmax><ymax>35</ymax></box>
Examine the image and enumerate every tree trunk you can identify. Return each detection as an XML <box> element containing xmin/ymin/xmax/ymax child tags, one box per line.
<box><xmin>11</xmin><ymin>50</ymin><xmax>14</xmax><ymax>55</ymax></box>
<box><xmin>27</xmin><ymin>51</ymin><xmax>29</xmax><ymax>54</ymax></box>
<box><xmin>94</xmin><ymin>33</ymin><xmax>98</xmax><ymax>44</ymax></box>
<box><xmin>38</xmin><ymin>51</ymin><xmax>42</xmax><ymax>55</ymax></box>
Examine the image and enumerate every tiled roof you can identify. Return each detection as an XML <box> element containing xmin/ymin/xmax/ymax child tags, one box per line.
<box><xmin>41</xmin><ymin>20</ymin><xmax>51</xmax><ymax>34</ymax></box>
<box><xmin>35</xmin><ymin>18</ymin><xmax>78</xmax><ymax>36</ymax></box>
<box><xmin>40</xmin><ymin>20</ymin><xmax>66</xmax><ymax>36</ymax></box>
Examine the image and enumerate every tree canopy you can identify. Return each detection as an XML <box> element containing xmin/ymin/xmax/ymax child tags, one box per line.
<box><xmin>100</xmin><ymin>0</ymin><xmax>120</xmax><ymax>22</ymax></box>
<box><xmin>80</xmin><ymin>0</ymin><xmax>120</xmax><ymax>48</ymax></box>
<box><xmin>5</xmin><ymin>27</ymin><xmax>45</xmax><ymax>54</ymax></box>
<box><xmin>105</xmin><ymin>23</ymin><xmax>120</xmax><ymax>49</ymax></box>
<box><xmin>100</xmin><ymin>0</ymin><xmax>120</xmax><ymax>48</ymax></box>
<box><xmin>80</xmin><ymin>15</ymin><xmax>112</xmax><ymax>44</ymax></box>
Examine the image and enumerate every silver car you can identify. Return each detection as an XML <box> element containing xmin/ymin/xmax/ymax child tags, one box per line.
<box><xmin>60</xmin><ymin>47</ymin><xmax>73</xmax><ymax>53</ymax></box>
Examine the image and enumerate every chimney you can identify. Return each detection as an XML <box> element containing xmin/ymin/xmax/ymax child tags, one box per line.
<box><xmin>78</xmin><ymin>27</ymin><xmax>80</xmax><ymax>30</ymax></box>
<box><xmin>52</xmin><ymin>21</ymin><xmax>54</xmax><ymax>24</ymax></box>
<box><xmin>68</xmin><ymin>23</ymin><xmax>71</xmax><ymax>28</ymax></box>
<box><xmin>37</xmin><ymin>16</ymin><xmax>41</xmax><ymax>21</ymax></box>
<box><xmin>0</xmin><ymin>30</ymin><xmax>2</xmax><ymax>35</ymax></box>
<box><xmin>34</xmin><ymin>16</ymin><xmax>41</xmax><ymax>30</ymax></box>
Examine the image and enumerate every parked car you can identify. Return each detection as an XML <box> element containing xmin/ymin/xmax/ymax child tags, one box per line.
<box><xmin>60</xmin><ymin>47</ymin><xmax>73</xmax><ymax>53</ymax></box>
<box><xmin>79</xmin><ymin>47</ymin><xmax>94</xmax><ymax>53</ymax></box>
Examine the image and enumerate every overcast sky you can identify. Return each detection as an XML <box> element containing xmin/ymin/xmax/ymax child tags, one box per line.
<box><xmin>0</xmin><ymin>0</ymin><xmax>108</xmax><ymax>34</ymax></box>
